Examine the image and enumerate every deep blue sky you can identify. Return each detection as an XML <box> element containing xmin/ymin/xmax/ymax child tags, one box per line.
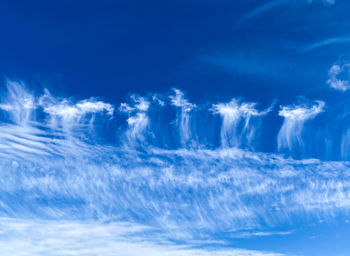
<box><xmin>1</xmin><ymin>0</ymin><xmax>349</xmax><ymax>104</ymax></box>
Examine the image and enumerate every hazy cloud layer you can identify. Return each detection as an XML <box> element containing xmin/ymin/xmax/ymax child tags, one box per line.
<box><xmin>0</xmin><ymin>81</ymin><xmax>349</xmax><ymax>255</ymax></box>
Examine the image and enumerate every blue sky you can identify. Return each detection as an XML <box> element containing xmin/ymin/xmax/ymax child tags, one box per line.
<box><xmin>1</xmin><ymin>0</ymin><xmax>350</xmax><ymax>255</ymax></box>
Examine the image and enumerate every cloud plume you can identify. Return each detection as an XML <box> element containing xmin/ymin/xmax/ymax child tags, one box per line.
<box><xmin>327</xmin><ymin>64</ymin><xmax>350</xmax><ymax>91</ymax></box>
<box><xmin>212</xmin><ymin>99</ymin><xmax>271</xmax><ymax>148</ymax></box>
<box><xmin>277</xmin><ymin>100</ymin><xmax>325</xmax><ymax>151</ymax></box>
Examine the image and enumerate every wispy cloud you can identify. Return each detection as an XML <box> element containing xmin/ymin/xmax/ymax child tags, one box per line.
<box><xmin>232</xmin><ymin>230</ymin><xmax>293</xmax><ymax>238</ymax></box>
<box><xmin>211</xmin><ymin>99</ymin><xmax>272</xmax><ymax>147</ymax></box>
<box><xmin>120</xmin><ymin>95</ymin><xmax>151</xmax><ymax>146</ymax></box>
<box><xmin>278</xmin><ymin>100</ymin><xmax>325</xmax><ymax>151</ymax></box>
<box><xmin>298</xmin><ymin>37</ymin><xmax>350</xmax><ymax>53</ymax></box>
<box><xmin>0</xmin><ymin>81</ymin><xmax>35</xmax><ymax>125</ymax></box>
<box><xmin>237</xmin><ymin>0</ymin><xmax>336</xmax><ymax>26</ymax></box>
<box><xmin>327</xmin><ymin>64</ymin><xmax>350</xmax><ymax>91</ymax></box>
<box><xmin>307</xmin><ymin>0</ymin><xmax>336</xmax><ymax>4</ymax></box>
<box><xmin>170</xmin><ymin>89</ymin><xmax>196</xmax><ymax>147</ymax></box>
<box><xmin>0</xmin><ymin>218</ymin><xmax>284</xmax><ymax>256</ymax></box>
<box><xmin>1</xmin><ymin>81</ymin><xmax>350</xmax><ymax>255</ymax></box>
<box><xmin>236</xmin><ymin>0</ymin><xmax>288</xmax><ymax>25</ymax></box>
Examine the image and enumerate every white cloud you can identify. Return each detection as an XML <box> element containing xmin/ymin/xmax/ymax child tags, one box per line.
<box><xmin>0</xmin><ymin>81</ymin><xmax>35</xmax><ymax>125</ymax></box>
<box><xmin>0</xmin><ymin>218</ymin><xmax>285</xmax><ymax>256</ymax></box>
<box><xmin>170</xmin><ymin>89</ymin><xmax>196</xmax><ymax>146</ymax></box>
<box><xmin>278</xmin><ymin>100</ymin><xmax>325</xmax><ymax>150</ymax></box>
<box><xmin>119</xmin><ymin>102</ymin><xmax>135</xmax><ymax>113</ymax></box>
<box><xmin>232</xmin><ymin>231</ymin><xmax>292</xmax><ymax>238</ymax></box>
<box><xmin>212</xmin><ymin>99</ymin><xmax>272</xmax><ymax>147</ymax></box>
<box><xmin>41</xmin><ymin>96</ymin><xmax>113</xmax><ymax>120</ymax></box>
<box><xmin>76</xmin><ymin>100</ymin><xmax>114</xmax><ymax>115</ymax></box>
<box><xmin>119</xmin><ymin>96</ymin><xmax>150</xmax><ymax>113</ymax></box>
<box><xmin>2</xmin><ymin>82</ymin><xmax>350</xmax><ymax>256</ymax></box>
<box><xmin>327</xmin><ymin>64</ymin><xmax>350</xmax><ymax>91</ymax></box>
<box><xmin>298</xmin><ymin>37</ymin><xmax>350</xmax><ymax>54</ymax></box>
<box><xmin>126</xmin><ymin>112</ymin><xmax>149</xmax><ymax>143</ymax></box>
<box><xmin>119</xmin><ymin>95</ymin><xmax>151</xmax><ymax>146</ymax></box>
<box><xmin>170</xmin><ymin>89</ymin><xmax>196</xmax><ymax>112</ymax></box>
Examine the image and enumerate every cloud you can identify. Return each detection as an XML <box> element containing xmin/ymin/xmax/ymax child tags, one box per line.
<box><xmin>307</xmin><ymin>0</ymin><xmax>336</xmax><ymax>4</ymax></box>
<box><xmin>237</xmin><ymin>0</ymin><xmax>336</xmax><ymax>25</ymax></box>
<box><xmin>277</xmin><ymin>100</ymin><xmax>325</xmax><ymax>151</ymax></box>
<box><xmin>170</xmin><ymin>89</ymin><xmax>196</xmax><ymax>112</ymax></box>
<box><xmin>323</xmin><ymin>0</ymin><xmax>336</xmax><ymax>4</ymax></box>
<box><xmin>236</xmin><ymin>0</ymin><xmax>289</xmax><ymax>25</ymax></box>
<box><xmin>119</xmin><ymin>95</ymin><xmax>151</xmax><ymax>146</ymax></box>
<box><xmin>327</xmin><ymin>64</ymin><xmax>350</xmax><ymax>91</ymax></box>
<box><xmin>0</xmin><ymin>218</ymin><xmax>284</xmax><ymax>256</ymax></box>
<box><xmin>211</xmin><ymin>99</ymin><xmax>272</xmax><ymax>147</ymax></box>
<box><xmin>0</xmin><ymin>81</ymin><xmax>35</xmax><ymax>125</ymax></box>
<box><xmin>232</xmin><ymin>231</ymin><xmax>293</xmax><ymax>238</ymax></box>
<box><xmin>170</xmin><ymin>89</ymin><xmax>196</xmax><ymax>147</ymax></box>
<box><xmin>1</xmin><ymin>82</ymin><xmax>350</xmax><ymax>255</ymax></box>
<box><xmin>298</xmin><ymin>37</ymin><xmax>350</xmax><ymax>54</ymax></box>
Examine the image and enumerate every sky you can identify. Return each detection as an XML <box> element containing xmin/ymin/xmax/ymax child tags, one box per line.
<box><xmin>0</xmin><ymin>0</ymin><xmax>350</xmax><ymax>255</ymax></box>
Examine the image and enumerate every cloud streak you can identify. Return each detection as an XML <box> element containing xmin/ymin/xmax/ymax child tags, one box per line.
<box><xmin>298</xmin><ymin>37</ymin><xmax>350</xmax><ymax>54</ymax></box>
<box><xmin>236</xmin><ymin>0</ymin><xmax>288</xmax><ymax>25</ymax></box>
<box><xmin>0</xmin><ymin>218</ymin><xmax>283</xmax><ymax>256</ymax></box>
<box><xmin>170</xmin><ymin>89</ymin><xmax>196</xmax><ymax>147</ymax></box>
<box><xmin>211</xmin><ymin>99</ymin><xmax>271</xmax><ymax>147</ymax></box>
<box><xmin>277</xmin><ymin>100</ymin><xmax>325</xmax><ymax>151</ymax></box>
<box><xmin>237</xmin><ymin>0</ymin><xmax>336</xmax><ymax>26</ymax></box>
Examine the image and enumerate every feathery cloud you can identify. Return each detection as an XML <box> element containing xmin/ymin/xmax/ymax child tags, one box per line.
<box><xmin>327</xmin><ymin>64</ymin><xmax>350</xmax><ymax>91</ymax></box>
<box><xmin>278</xmin><ymin>100</ymin><xmax>325</xmax><ymax>151</ymax></box>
